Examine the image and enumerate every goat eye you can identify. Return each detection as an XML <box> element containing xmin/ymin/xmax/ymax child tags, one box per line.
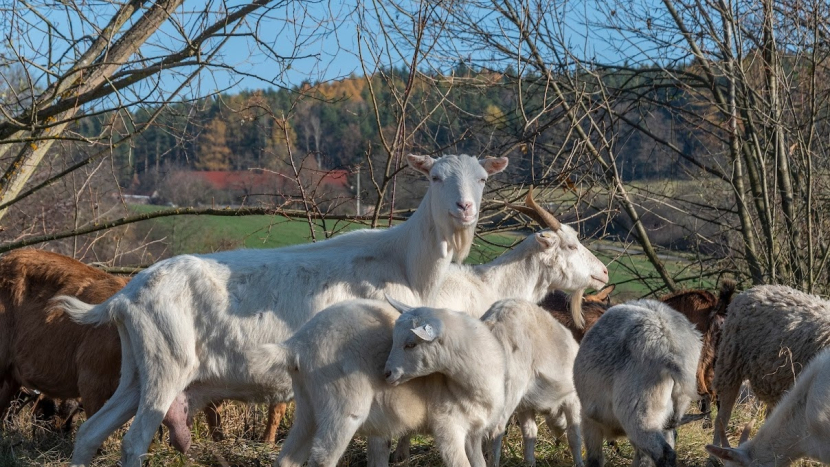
<box><xmin>431</xmin><ymin>175</ymin><xmax>441</xmax><ymax>182</ymax></box>
<box><xmin>569</xmin><ymin>245</ymin><xmax>578</xmax><ymax>251</ymax></box>
<box><xmin>404</xmin><ymin>342</ymin><xmax>417</xmax><ymax>349</ymax></box>
<box><xmin>478</xmin><ymin>178</ymin><xmax>486</xmax><ymax>183</ymax></box>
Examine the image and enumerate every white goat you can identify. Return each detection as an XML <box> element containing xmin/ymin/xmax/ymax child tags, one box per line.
<box><xmin>706</xmin><ymin>347</ymin><xmax>830</xmax><ymax>467</ymax></box>
<box><xmin>253</xmin><ymin>298</ymin><xmax>507</xmax><ymax>467</ymax></box>
<box><xmin>377</xmin><ymin>195</ymin><xmax>608</xmax><ymax>466</ymax></box>
<box><xmin>56</xmin><ymin>154</ymin><xmax>508</xmax><ymax>467</ymax></box>
<box><xmin>436</xmin><ymin>190</ymin><xmax>609</xmax><ymax>322</ymax></box>
<box><xmin>481</xmin><ymin>299</ymin><xmax>583</xmax><ymax>467</ymax></box>
<box><xmin>575</xmin><ymin>299</ymin><xmax>702</xmax><ymax>467</ymax></box>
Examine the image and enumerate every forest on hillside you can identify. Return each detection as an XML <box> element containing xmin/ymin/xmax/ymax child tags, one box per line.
<box><xmin>112</xmin><ymin>63</ymin><xmax>715</xmax><ymax>193</ymax></box>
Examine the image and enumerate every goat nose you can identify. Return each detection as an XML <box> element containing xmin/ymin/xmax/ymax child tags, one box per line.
<box><xmin>384</xmin><ymin>370</ymin><xmax>392</xmax><ymax>379</ymax></box>
<box><xmin>457</xmin><ymin>201</ymin><xmax>472</xmax><ymax>212</ymax></box>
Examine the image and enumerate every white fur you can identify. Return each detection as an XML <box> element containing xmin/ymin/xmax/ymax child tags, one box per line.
<box><xmin>55</xmin><ymin>154</ymin><xmax>507</xmax><ymax>467</ymax></box>
<box><xmin>438</xmin><ymin>227</ymin><xmax>608</xmax><ymax>316</ymax></box>
<box><xmin>480</xmin><ymin>299</ymin><xmax>583</xmax><ymax>467</ymax></box>
<box><xmin>372</xmin><ymin>225</ymin><xmax>608</xmax><ymax>466</ymax></box>
<box><xmin>706</xmin><ymin>348</ymin><xmax>830</xmax><ymax>467</ymax></box>
<box><xmin>574</xmin><ymin>299</ymin><xmax>702</xmax><ymax>467</ymax></box>
<box><xmin>264</xmin><ymin>299</ymin><xmax>507</xmax><ymax>467</ymax></box>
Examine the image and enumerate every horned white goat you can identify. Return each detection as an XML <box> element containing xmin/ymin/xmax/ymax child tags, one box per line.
<box><xmin>481</xmin><ymin>299</ymin><xmax>582</xmax><ymax>467</ymax></box>
<box><xmin>435</xmin><ymin>191</ymin><xmax>608</xmax><ymax>323</ymax></box>
<box><xmin>253</xmin><ymin>298</ymin><xmax>507</xmax><ymax>467</ymax></box>
<box><xmin>575</xmin><ymin>299</ymin><xmax>702</xmax><ymax>467</ymax></box>
<box><xmin>56</xmin><ymin>153</ymin><xmax>508</xmax><ymax>467</ymax></box>
<box><xmin>706</xmin><ymin>347</ymin><xmax>830</xmax><ymax>467</ymax></box>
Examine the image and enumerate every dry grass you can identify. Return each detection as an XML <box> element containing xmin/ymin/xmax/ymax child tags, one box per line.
<box><xmin>0</xmin><ymin>396</ymin><xmax>821</xmax><ymax>467</ymax></box>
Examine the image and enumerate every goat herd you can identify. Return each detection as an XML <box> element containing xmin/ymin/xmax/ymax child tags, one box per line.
<box><xmin>0</xmin><ymin>154</ymin><xmax>828</xmax><ymax>467</ymax></box>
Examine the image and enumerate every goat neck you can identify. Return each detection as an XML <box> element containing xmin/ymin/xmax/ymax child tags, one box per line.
<box><xmin>384</xmin><ymin>189</ymin><xmax>475</xmax><ymax>301</ymax></box>
<box><xmin>440</xmin><ymin>315</ymin><xmax>506</xmax><ymax>422</ymax></box>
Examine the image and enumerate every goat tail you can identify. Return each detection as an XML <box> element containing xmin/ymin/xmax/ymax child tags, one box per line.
<box><xmin>716</xmin><ymin>279</ymin><xmax>737</xmax><ymax>315</ymax></box>
<box><xmin>666</xmin><ymin>412</ymin><xmax>710</xmax><ymax>430</ymax></box>
<box><xmin>51</xmin><ymin>295</ymin><xmax>114</xmax><ymax>326</ymax></box>
<box><xmin>570</xmin><ymin>288</ymin><xmax>585</xmax><ymax>329</ymax></box>
<box><xmin>248</xmin><ymin>343</ymin><xmax>296</xmax><ymax>378</ymax></box>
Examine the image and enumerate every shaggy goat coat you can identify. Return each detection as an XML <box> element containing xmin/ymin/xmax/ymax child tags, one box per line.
<box><xmin>575</xmin><ymin>299</ymin><xmax>702</xmax><ymax>467</ymax></box>
<box><xmin>707</xmin><ymin>347</ymin><xmax>830</xmax><ymax>467</ymax></box>
<box><xmin>711</xmin><ymin>284</ymin><xmax>830</xmax><ymax>448</ymax></box>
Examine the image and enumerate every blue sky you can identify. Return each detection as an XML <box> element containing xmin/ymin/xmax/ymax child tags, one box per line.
<box><xmin>7</xmin><ymin>0</ymin><xmax>672</xmax><ymax>99</ymax></box>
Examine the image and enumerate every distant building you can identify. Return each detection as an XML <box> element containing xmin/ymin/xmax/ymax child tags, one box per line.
<box><xmin>183</xmin><ymin>169</ymin><xmax>350</xmax><ymax>194</ymax></box>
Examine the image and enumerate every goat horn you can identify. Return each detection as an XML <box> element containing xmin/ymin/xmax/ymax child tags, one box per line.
<box><xmin>504</xmin><ymin>202</ymin><xmax>547</xmax><ymax>225</ymax></box>
<box><xmin>525</xmin><ymin>187</ymin><xmax>561</xmax><ymax>231</ymax></box>
<box><xmin>738</xmin><ymin>420</ymin><xmax>754</xmax><ymax>446</ymax></box>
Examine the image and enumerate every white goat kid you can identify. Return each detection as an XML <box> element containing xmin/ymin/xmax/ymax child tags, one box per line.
<box><xmin>256</xmin><ymin>298</ymin><xmax>507</xmax><ymax>467</ymax></box>
<box><xmin>57</xmin><ymin>154</ymin><xmax>508</xmax><ymax>467</ymax></box>
<box><xmin>705</xmin><ymin>348</ymin><xmax>830</xmax><ymax>467</ymax></box>
<box><xmin>481</xmin><ymin>299</ymin><xmax>583</xmax><ymax>467</ymax></box>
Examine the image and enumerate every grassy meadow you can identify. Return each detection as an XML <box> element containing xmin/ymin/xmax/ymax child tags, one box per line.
<box><xmin>0</xmin><ymin>396</ymin><xmax>778</xmax><ymax>467</ymax></box>
<box><xmin>129</xmin><ymin>204</ymin><xmax>704</xmax><ymax>299</ymax></box>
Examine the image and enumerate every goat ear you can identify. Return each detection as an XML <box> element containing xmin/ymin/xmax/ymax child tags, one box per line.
<box><xmin>738</xmin><ymin>420</ymin><xmax>754</xmax><ymax>445</ymax></box>
<box><xmin>411</xmin><ymin>324</ymin><xmax>438</xmax><ymax>342</ymax></box>
<box><xmin>594</xmin><ymin>284</ymin><xmax>615</xmax><ymax>301</ymax></box>
<box><xmin>407</xmin><ymin>154</ymin><xmax>435</xmax><ymax>176</ymax></box>
<box><xmin>535</xmin><ymin>231</ymin><xmax>559</xmax><ymax>249</ymax></box>
<box><xmin>480</xmin><ymin>156</ymin><xmax>509</xmax><ymax>175</ymax></box>
<box><xmin>705</xmin><ymin>445</ymin><xmax>750</xmax><ymax>465</ymax></box>
<box><xmin>385</xmin><ymin>294</ymin><xmax>413</xmax><ymax>314</ymax></box>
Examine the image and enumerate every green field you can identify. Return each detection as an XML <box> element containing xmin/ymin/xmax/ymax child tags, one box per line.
<box><xmin>129</xmin><ymin>204</ymin><xmax>709</xmax><ymax>300</ymax></box>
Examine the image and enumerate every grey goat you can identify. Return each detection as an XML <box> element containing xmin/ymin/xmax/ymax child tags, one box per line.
<box><xmin>575</xmin><ymin>299</ymin><xmax>702</xmax><ymax>467</ymax></box>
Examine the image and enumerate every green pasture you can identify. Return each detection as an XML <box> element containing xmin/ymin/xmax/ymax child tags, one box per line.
<box><xmin>131</xmin><ymin>204</ymin><xmax>711</xmax><ymax>301</ymax></box>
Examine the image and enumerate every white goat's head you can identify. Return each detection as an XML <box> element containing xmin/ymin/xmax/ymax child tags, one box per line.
<box><xmin>705</xmin><ymin>421</ymin><xmax>754</xmax><ymax>467</ymax></box>
<box><xmin>508</xmin><ymin>189</ymin><xmax>609</xmax><ymax>327</ymax></box>
<box><xmin>383</xmin><ymin>296</ymin><xmax>447</xmax><ymax>386</ymax></box>
<box><xmin>408</xmin><ymin>154</ymin><xmax>508</xmax><ymax>261</ymax></box>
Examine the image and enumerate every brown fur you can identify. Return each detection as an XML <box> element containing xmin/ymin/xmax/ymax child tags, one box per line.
<box><xmin>539</xmin><ymin>285</ymin><xmax>614</xmax><ymax>342</ymax></box>
<box><xmin>658</xmin><ymin>280</ymin><xmax>736</xmax><ymax>425</ymax></box>
<box><xmin>0</xmin><ymin>249</ymin><xmax>226</xmax><ymax>443</ymax></box>
<box><xmin>262</xmin><ymin>402</ymin><xmax>288</xmax><ymax>443</ymax></box>
<box><xmin>0</xmin><ymin>249</ymin><xmax>127</xmax><ymax>423</ymax></box>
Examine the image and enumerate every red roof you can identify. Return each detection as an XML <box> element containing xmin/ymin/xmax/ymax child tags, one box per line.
<box><xmin>182</xmin><ymin>169</ymin><xmax>351</xmax><ymax>193</ymax></box>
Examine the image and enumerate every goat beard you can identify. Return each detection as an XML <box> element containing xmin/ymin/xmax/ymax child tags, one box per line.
<box><xmin>450</xmin><ymin>225</ymin><xmax>475</xmax><ymax>263</ymax></box>
<box><xmin>570</xmin><ymin>288</ymin><xmax>585</xmax><ymax>329</ymax></box>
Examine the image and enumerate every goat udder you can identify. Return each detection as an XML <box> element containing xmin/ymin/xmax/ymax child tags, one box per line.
<box><xmin>162</xmin><ymin>392</ymin><xmax>192</xmax><ymax>453</ymax></box>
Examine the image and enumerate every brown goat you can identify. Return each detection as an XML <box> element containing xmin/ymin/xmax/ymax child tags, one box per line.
<box><xmin>0</xmin><ymin>249</ymin><xmax>224</xmax><ymax>446</ymax></box>
<box><xmin>539</xmin><ymin>285</ymin><xmax>615</xmax><ymax>342</ymax></box>
<box><xmin>658</xmin><ymin>279</ymin><xmax>737</xmax><ymax>427</ymax></box>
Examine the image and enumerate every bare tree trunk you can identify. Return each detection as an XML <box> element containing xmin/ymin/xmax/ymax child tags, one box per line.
<box><xmin>0</xmin><ymin>0</ymin><xmax>183</xmax><ymax>223</ymax></box>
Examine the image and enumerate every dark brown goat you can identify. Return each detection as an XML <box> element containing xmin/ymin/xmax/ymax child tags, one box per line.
<box><xmin>658</xmin><ymin>279</ymin><xmax>737</xmax><ymax>426</ymax></box>
<box><xmin>0</xmin><ymin>249</ymin><xmax>223</xmax><ymax>447</ymax></box>
<box><xmin>540</xmin><ymin>285</ymin><xmax>615</xmax><ymax>342</ymax></box>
